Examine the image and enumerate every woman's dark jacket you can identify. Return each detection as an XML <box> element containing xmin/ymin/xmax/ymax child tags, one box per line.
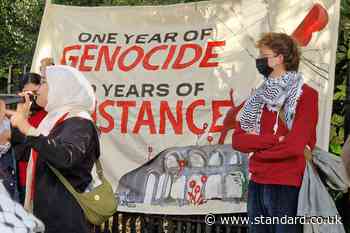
<box><xmin>11</xmin><ymin>110</ymin><xmax>47</xmax><ymax>204</ymax></box>
<box><xmin>26</xmin><ymin>117</ymin><xmax>100</xmax><ymax>233</ymax></box>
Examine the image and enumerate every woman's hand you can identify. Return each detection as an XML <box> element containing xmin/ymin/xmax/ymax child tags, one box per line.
<box><xmin>250</xmin><ymin>131</ymin><xmax>285</xmax><ymax>142</ymax></box>
<box><xmin>278</xmin><ymin>136</ymin><xmax>285</xmax><ymax>142</ymax></box>
<box><xmin>0</xmin><ymin>100</ymin><xmax>6</xmax><ymax>122</ymax></box>
<box><xmin>249</xmin><ymin>130</ymin><xmax>258</xmax><ymax>135</ymax></box>
<box><xmin>0</xmin><ymin>130</ymin><xmax>11</xmax><ymax>145</ymax></box>
<box><xmin>6</xmin><ymin>93</ymin><xmax>32</xmax><ymax>135</ymax></box>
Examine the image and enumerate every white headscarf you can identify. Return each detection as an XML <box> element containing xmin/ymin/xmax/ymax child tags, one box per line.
<box><xmin>34</xmin><ymin>65</ymin><xmax>96</xmax><ymax>136</ymax></box>
<box><xmin>24</xmin><ymin>65</ymin><xmax>96</xmax><ymax>211</ymax></box>
<box><xmin>45</xmin><ymin>65</ymin><xmax>95</xmax><ymax>114</ymax></box>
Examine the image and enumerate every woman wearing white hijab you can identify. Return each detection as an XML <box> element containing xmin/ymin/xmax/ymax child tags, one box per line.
<box><xmin>8</xmin><ymin>65</ymin><xmax>99</xmax><ymax>233</ymax></box>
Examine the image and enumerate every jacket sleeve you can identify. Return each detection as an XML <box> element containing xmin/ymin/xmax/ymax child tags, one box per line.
<box><xmin>254</xmin><ymin>86</ymin><xmax>319</xmax><ymax>161</ymax></box>
<box><xmin>10</xmin><ymin>127</ymin><xmax>26</xmax><ymax>145</ymax></box>
<box><xmin>26</xmin><ymin>118</ymin><xmax>97</xmax><ymax>169</ymax></box>
<box><xmin>232</xmin><ymin>122</ymin><xmax>280</xmax><ymax>153</ymax></box>
<box><xmin>11</xmin><ymin>127</ymin><xmax>31</xmax><ymax>161</ymax></box>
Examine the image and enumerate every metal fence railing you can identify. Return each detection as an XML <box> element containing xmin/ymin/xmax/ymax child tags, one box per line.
<box><xmin>92</xmin><ymin>212</ymin><xmax>248</xmax><ymax>233</ymax></box>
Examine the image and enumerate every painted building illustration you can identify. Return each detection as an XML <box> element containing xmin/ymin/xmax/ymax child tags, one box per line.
<box><xmin>116</xmin><ymin>144</ymin><xmax>249</xmax><ymax>207</ymax></box>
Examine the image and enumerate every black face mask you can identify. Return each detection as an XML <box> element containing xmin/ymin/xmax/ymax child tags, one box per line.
<box><xmin>255</xmin><ymin>57</ymin><xmax>273</xmax><ymax>77</ymax></box>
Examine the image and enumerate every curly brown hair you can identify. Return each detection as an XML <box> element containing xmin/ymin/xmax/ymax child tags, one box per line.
<box><xmin>256</xmin><ymin>32</ymin><xmax>301</xmax><ymax>71</ymax></box>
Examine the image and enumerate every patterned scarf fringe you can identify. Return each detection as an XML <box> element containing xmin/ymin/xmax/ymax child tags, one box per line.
<box><xmin>239</xmin><ymin>71</ymin><xmax>304</xmax><ymax>134</ymax></box>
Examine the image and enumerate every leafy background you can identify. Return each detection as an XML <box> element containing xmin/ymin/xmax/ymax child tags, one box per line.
<box><xmin>330</xmin><ymin>0</ymin><xmax>350</xmax><ymax>155</ymax></box>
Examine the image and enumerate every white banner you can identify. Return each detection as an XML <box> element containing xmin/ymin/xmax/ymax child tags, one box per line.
<box><xmin>31</xmin><ymin>0</ymin><xmax>340</xmax><ymax>214</ymax></box>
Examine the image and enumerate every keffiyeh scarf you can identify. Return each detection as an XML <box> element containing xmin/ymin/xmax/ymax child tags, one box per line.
<box><xmin>239</xmin><ymin>71</ymin><xmax>304</xmax><ymax>134</ymax></box>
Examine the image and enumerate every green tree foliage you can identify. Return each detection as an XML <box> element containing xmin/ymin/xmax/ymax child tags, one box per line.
<box><xmin>329</xmin><ymin>0</ymin><xmax>350</xmax><ymax>155</ymax></box>
<box><xmin>0</xmin><ymin>0</ymin><xmax>44</xmax><ymax>79</ymax></box>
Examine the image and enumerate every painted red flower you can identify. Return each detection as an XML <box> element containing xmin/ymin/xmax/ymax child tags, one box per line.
<box><xmin>194</xmin><ymin>185</ymin><xmax>201</xmax><ymax>193</ymax></box>
<box><xmin>201</xmin><ymin>175</ymin><xmax>208</xmax><ymax>183</ymax></box>
<box><xmin>189</xmin><ymin>180</ymin><xmax>196</xmax><ymax>188</ymax></box>
<box><xmin>179</xmin><ymin>160</ymin><xmax>186</xmax><ymax>167</ymax></box>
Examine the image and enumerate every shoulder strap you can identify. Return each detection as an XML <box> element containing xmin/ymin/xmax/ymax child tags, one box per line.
<box><xmin>95</xmin><ymin>159</ymin><xmax>104</xmax><ymax>180</ymax></box>
<box><xmin>48</xmin><ymin>158</ymin><xmax>104</xmax><ymax>194</ymax></box>
<box><xmin>47</xmin><ymin>164</ymin><xmax>79</xmax><ymax>196</ymax></box>
<box><xmin>48</xmin><ymin>112</ymin><xmax>104</xmax><ymax>192</ymax></box>
<box><xmin>53</xmin><ymin>112</ymin><xmax>69</xmax><ymax>128</ymax></box>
